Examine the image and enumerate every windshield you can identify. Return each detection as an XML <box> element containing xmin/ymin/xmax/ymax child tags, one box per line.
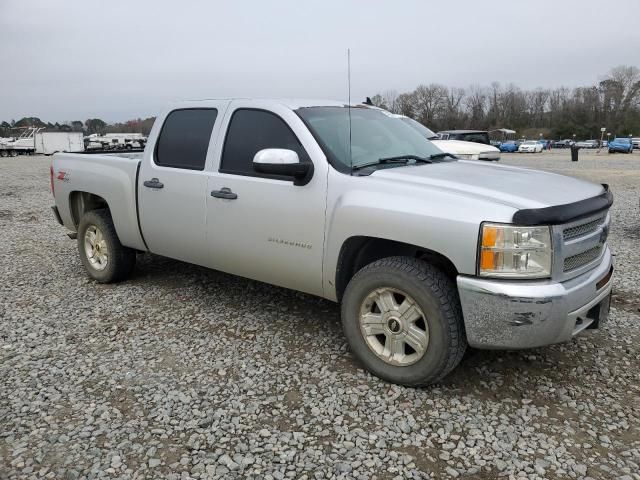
<box><xmin>398</xmin><ymin>117</ymin><xmax>438</xmax><ymax>140</ymax></box>
<box><xmin>523</xmin><ymin>141</ymin><xmax>537</xmax><ymax>145</ymax></box>
<box><xmin>296</xmin><ymin>106</ymin><xmax>447</xmax><ymax>172</ymax></box>
<box><xmin>614</xmin><ymin>138</ymin><xmax>630</xmax><ymax>144</ymax></box>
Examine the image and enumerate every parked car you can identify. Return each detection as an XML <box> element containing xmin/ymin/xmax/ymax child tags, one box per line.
<box><xmin>499</xmin><ymin>141</ymin><xmax>518</xmax><ymax>153</ymax></box>
<box><xmin>553</xmin><ymin>139</ymin><xmax>574</xmax><ymax>149</ymax></box>
<box><xmin>51</xmin><ymin>98</ymin><xmax>614</xmax><ymax>386</ymax></box>
<box><xmin>436</xmin><ymin>130</ymin><xmax>491</xmax><ymax>145</ymax></box>
<box><xmin>631</xmin><ymin>137</ymin><xmax>640</xmax><ymax>150</ymax></box>
<box><xmin>518</xmin><ymin>140</ymin><xmax>544</xmax><ymax>153</ymax></box>
<box><xmin>575</xmin><ymin>140</ymin><xmax>598</xmax><ymax>149</ymax></box>
<box><xmin>608</xmin><ymin>137</ymin><xmax>633</xmax><ymax>153</ymax></box>
<box><xmin>397</xmin><ymin>116</ymin><xmax>500</xmax><ymax>161</ymax></box>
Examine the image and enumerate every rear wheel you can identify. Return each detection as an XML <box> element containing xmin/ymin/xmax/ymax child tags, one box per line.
<box><xmin>77</xmin><ymin>209</ymin><xmax>136</xmax><ymax>283</ymax></box>
<box><xmin>9</xmin><ymin>150</ymin><xmax>17</xmax><ymax>157</ymax></box>
<box><xmin>341</xmin><ymin>257</ymin><xmax>467</xmax><ymax>386</ymax></box>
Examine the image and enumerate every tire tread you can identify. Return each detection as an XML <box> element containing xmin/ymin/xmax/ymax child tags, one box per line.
<box><xmin>77</xmin><ymin>208</ymin><xmax>135</xmax><ymax>283</ymax></box>
<box><xmin>342</xmin><ymin>256</ymin><xmax>467</xmax><ymax>386</ymax></box>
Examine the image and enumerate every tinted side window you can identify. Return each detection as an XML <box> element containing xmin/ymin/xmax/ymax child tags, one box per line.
<box><xmin>220</xmin><ymin>109</ymin><xmax>309</xmax><ymax>176</ymax></box>
<box><xmin>461</xmin><ymin>133</ymin><xmax>490</xmax><ymax>144</ymax></box>
<box><xmin>155</xmin><ymin>109</ymin><xmax>218</xmax><ymax>170</ymax></box>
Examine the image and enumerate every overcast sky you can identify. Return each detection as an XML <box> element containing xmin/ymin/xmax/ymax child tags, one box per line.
<box><xmin>1</xmin><ymin>0</ymin><xmax>639</xmax><ymax>123</ymax></box>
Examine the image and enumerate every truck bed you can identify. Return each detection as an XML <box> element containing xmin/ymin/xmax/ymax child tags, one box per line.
<box><xmin>77</xmin><ymin>150</ymin><xmax>145</xmax><ymax>160</ymax></box>
<box><xmin>51</xmin><ymin>151</ymin><xmax>147</xmax><ymax>251</ymax></box>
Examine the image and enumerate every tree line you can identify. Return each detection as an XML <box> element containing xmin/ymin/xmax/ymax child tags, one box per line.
<box><xmin>0</xmin><ymin>117</ymin><xmax>156</xmax><ymax>138</ymax></box>
<box><xmin>3</xmin><ymin>65</ymin><xmax>638</xmax><ymax>141</ymax></box>
<box><xmin>370</xmin><ymin>65</ymin><xmax>640</xmax><ymax>139</ymax></box>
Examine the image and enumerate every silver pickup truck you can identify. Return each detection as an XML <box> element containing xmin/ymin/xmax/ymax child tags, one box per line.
<box><xmin>51</xmin><ymin>99</ymin><xmax>614</xmax><ymax>386</ymax></box>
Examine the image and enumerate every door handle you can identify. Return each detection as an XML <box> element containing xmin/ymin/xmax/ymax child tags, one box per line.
<box><xmin>143</xmin><ymin>178</ymin><xmax>164</xmax><ymax>189</ymax></box>
<box><xmin>211</xmin><ymin>187</ymin><xmax>238</xmax><ymax>200</ymax></box>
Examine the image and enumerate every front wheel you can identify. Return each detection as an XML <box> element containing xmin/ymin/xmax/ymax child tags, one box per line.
<box><xmin>77</xmin><ymin>209</ymin><xmax>136</xmax><ymax>283</ymax></box>
<box><xmin>341</xmin><ymin>257</ymin><xmax>467</xmax><ymax>386</ymax></box>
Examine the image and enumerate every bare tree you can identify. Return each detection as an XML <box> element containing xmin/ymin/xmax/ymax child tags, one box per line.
<box><xmin>413</xmin><ymin>84</ymin><xmax>448</xmax><ymax>127</ymax></box>
<box><xmin>465</xmin><ymin>85</ymin><xmax>487</xmax><ymax>127</ymax></box>
<box><xmin>381</xmin><ymin>90</ymin><xmax>400</xmax><ymax>113</ymax></box>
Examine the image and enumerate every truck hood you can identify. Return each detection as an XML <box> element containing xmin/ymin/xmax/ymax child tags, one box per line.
<box><xmin>372</xmin><ymin>160</ymin><xmax>604</xmax><ymax>210</ymax></box>
<box><xmin>431</xmin><ymin>139</ymin><xmax>498</xmax><ymax>154</ymax></box>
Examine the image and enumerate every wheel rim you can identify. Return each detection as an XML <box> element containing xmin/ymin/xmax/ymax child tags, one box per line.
<box><xmin>84</xmin><ymin>225</ymin><xmax>108</xmax><ymax>271</ymax></box>
<box><xmin>359</xmin><ymin>287</ymin><xmax>429</xmax><ymax>366</ymax></box>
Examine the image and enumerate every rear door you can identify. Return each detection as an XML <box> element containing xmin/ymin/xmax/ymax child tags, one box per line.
<box><xmin>138</xmin><ymin>103</ymin><xmax>228</xmax><ymax>266</ymax></box>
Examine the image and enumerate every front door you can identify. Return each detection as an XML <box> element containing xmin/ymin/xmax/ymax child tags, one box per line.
<box><xmin>138</xmin><ymin>105</ymin><xmax>226</xmax><ymax>266</ymax></box>
<box><xmin>205</xmin><ymin>104</ymin><xmax>327</xmax><ymax>296</ymax></box>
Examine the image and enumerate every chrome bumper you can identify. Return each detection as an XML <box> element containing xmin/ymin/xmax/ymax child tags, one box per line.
<box><xmin>457</xmin><ymin>248</ymin><xmax>613</xmax><ymax>349</ymax></box>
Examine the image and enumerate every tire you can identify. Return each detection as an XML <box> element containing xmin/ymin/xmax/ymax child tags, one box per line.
<box><xmin>0</xmin><ymin>150</ymin><xmax>7</xmax><ymax>158</ymax></box>
<box><xmin>77</xmin><ymin>209</ymin><xmax>136</xmax><ymax>283</ymax></box>
<box><xmin>341</xmin><ymin>256</ymin><xmax>467</xmax><ymax>386</ymax></box>
<box><xmin>9</xmin><ymin>150</ymin><xmax>17</xmax><ymax>157</ymax></box>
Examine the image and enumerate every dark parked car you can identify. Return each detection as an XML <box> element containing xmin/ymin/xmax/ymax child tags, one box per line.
<box><xmin>437</xmin><ymin>130</ymin><xmax>490</xmax><ymax>145</ymax></box>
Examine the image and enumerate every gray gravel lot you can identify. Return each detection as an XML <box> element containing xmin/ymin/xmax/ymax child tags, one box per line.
<box><xmin>1</xmin><ymin>151</ymin><xmax>639</xmax><ymax>480</ymax></box>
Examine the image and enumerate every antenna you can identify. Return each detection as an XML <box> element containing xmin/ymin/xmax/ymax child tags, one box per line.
<box><xmin>347</xmin><ymin>48</ymin><xmax>353</xmax><ymax>173</ymax></box>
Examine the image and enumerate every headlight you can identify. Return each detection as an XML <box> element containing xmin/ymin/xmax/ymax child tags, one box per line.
<box><xmin>478</xmin><ymin>223</ymin><xmax>552</xmax><ymax>278</ymax></box>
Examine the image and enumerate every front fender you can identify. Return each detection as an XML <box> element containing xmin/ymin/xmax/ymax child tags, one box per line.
<box><xmin>322</xmin><ymin>171</ymin><xmax>517</xmax><ymax>301</ymax></box>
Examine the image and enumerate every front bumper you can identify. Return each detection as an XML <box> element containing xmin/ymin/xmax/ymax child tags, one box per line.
<box><xmin>478</xmin><ymin>152</ymin><xmax>501</xmax><ymax>161</ymax></box>
<box><xmin>457</xmin><ymin>248</ymin><xmax>613</xmax><ymax>349</ymax></box>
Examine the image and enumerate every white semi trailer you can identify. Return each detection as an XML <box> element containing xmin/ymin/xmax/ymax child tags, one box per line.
<box><xmin>35</xmin><ymin>132</ymin><xmax>84</xmax><ymax>155</ymax></box>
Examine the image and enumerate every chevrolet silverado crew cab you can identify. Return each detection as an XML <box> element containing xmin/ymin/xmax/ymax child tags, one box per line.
<box><xmin>51</xmin><ymin>99</ymin><xmax>614</xmax><ymax>386</ymax></box>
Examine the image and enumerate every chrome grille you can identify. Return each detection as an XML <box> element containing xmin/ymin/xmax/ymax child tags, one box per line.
<box><xmin>563</xmin><ymin>216</ymin><xmax>605</xmax><ymax>241</ymax></box>
<box><xmin>554</xmin><ymin>210</ymin><xmax>610</xmax><ymax>280</ymax></box>
<box><xmin>564</xmin><ymin>244</ymin><xmax>604</xmax><ymax>272</ymax></box>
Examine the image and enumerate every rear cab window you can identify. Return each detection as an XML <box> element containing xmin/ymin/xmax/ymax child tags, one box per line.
<box><xmin>155</xmin><ymin>109</ymin><xmax>218</xmax><ymax>170</ymax></box>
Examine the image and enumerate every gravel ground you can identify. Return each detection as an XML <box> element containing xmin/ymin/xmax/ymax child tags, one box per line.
<box><xmin>1</xmin><ymin>151</ymin><xmax>639</xmax><ymax>480</ymax></box>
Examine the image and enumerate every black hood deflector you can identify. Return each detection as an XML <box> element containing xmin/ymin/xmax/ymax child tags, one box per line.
<box><xmin>512</xmin><ymin>184</ymin><xmax>613</xmax><ymax>225</ymax></box>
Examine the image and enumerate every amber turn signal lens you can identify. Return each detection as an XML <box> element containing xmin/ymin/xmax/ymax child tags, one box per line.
<box><xmin>480</xmin><ymin>250</ymin><xmax>495</xmax><ymax>270</ymax></box>
<box><xmin>481</xmin><ymin>226</ymin><xmax>497</xmax><ymax>247</ymax></box>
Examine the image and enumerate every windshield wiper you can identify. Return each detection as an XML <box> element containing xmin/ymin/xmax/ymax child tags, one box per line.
<box><xmin>352</xmin><ymin>155</ymin><xmax>432</xmax><ymax>171</ymax></box>
<box><xmin>429</xmin><ymin>152</ymin><xmax>458</xmax><ymax>160</ymax></box>
<box><xmin>378</xmin><ymin>154</ymin><xmax>432</xmax><ymax>163</ymax></box>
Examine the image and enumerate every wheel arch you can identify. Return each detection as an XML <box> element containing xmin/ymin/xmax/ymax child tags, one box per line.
<box><xmin>69</xmin><ymin>191</ymin><xmax>110</xmax><ymax>228</ymax></box>
<box><xmin>334</xmin><ymin>236</ymin><xmax>459</xmax><ymax>303</ymax></box>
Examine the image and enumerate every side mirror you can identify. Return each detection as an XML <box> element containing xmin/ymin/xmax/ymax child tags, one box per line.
<box><xmin>252</xmin><ymin>149</ymin><xmax>313</xmax><ymax>186</ymax></box>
